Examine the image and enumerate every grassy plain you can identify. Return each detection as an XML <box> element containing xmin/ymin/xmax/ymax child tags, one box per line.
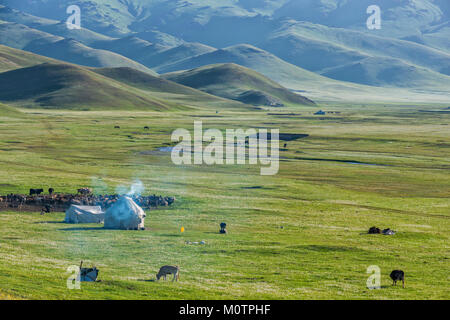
<box><xmin>0</xmin><ymin>103</ymin><xmax>448</xmax><ymax>299</ymax></box>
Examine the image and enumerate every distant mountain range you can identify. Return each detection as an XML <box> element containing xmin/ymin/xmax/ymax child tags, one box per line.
<box><xmin>0</xmin><ymin>0</ymin><xmax>449</xmax><ymax>105</ymax></box>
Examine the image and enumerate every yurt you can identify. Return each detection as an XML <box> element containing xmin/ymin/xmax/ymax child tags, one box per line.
<box><xmin>104</xmin><ymin>196</ymin><xmax>146</xmax><ymax>230</ymax></box>
<box><xmin>64</xmin><ymin>205</ymin><xmax>105</xmax><ymax>224</ymax></box>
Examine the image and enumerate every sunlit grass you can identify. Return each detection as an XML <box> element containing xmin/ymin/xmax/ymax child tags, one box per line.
<box><xmin>0</xmin><ymin>104</ymin><xmax>448</xmax><ymax>299</ymax></box>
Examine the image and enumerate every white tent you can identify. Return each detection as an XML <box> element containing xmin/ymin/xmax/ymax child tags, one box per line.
<box><xmin>104</xmin><ymin>196</ymin><xmax>146</xmax><ymax>230</ymax></box>
<box><xmin>64</xmin><ymin>205</ymin><xmax>105</xmax><ymax>224</ymax></box>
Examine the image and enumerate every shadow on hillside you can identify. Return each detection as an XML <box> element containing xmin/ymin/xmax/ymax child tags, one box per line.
<box><xmin>137</xmin><ymin>279</ymin><xmax>156</xmax><ymax>282</ymax></box>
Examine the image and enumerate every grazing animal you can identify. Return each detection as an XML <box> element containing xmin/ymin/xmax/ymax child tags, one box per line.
<box><xmin>114</xmin><ymin>126</ymin><xmax>120</xmax><ymax>129</ymax></box>
<box><xmin>156</xmin><ymin>265</ymin><xmax>180</xmax><ymax>282</ymax></box>
<box><xmin>30</xmin><ymin>188</ymin><xmax>44</xmax><ymax>196</ymax></box>
<box><xmin>79</xmin><ymin>261</ymin><xmax>99</xmax><ymax>282</ymax></box>
<box><xmin>382</xmin><ymin>228</ymin><xmax>396</xmax><ymax>235</ymax></box>
<box><xmin>220</xmin><ymin>222</ymin><xmax>227</xmax><ymax>234</ymax></box>
<box><xmin>390</xmin><ymin>270</ymin><xmax>405</xmax><ymax>288</ymax></box>
<box><xmin>144</xmin><ymin>126</ymin><xmax>150</xmax><ymax>130</ymax></box>
<box><xmin>368</xmin><ymin>226</ymin><xmax>381</xmax><ymax>234</ymax></box>
<box><xmin>48</xmin><ymin>188</ymin><xmax>54</xmax><ymax>195</ymax></box>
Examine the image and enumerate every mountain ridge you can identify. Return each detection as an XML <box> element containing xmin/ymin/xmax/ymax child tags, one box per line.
<box><xmin>163</xmin><ymin>63</ymin><xmax>315</xmax><ymax>106</ymax></box>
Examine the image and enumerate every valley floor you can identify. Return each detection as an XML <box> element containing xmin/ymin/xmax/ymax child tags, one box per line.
<box><xmin>0</xmin><ymin>104</ymin><xmax>448</xmax><ymax>299</ymax></box>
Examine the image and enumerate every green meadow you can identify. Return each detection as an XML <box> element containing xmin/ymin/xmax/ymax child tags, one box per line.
<box><xmin>0</xmin><ymin>104</ymin><xmax>448</xmax><ymax>299</ymax></box>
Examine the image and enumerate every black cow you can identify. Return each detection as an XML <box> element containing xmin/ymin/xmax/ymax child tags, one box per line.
<box><xmin>144</xmin><ymin>126</ymin><xmax>150</xmax><ymax>130</ymax></box>
<box><xmin>390</xmin><ymin>270</ymin><xmax>405</xmax><ymax>288</ymax></box>
<box><xmin>30</xmin><ymin>188</ymin><xmax>44</xmax><ymax>196</ymax></box>
<box><xmin>220</xmin><ymin>222</ymin><xmax>227</xmax><ymax>234</ymax></box>
<box><xmin>368</xmin><ymin>226</ymin><xmax>381</xmax><ymax>234</ymax></box>
<box><xmin>48</xmin><ymin>188</ymin><xmax>54</xmax><ymax>195</ymax></box>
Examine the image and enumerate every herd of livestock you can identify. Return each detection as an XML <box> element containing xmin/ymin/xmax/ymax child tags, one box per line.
<box><xmin>0</xmin><ymin>187</ymin><xmax>176</xmax><ymax>212</ymax></box>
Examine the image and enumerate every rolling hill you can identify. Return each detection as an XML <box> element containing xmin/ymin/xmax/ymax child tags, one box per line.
<box><xmin>93</xmin><ymin>66</ymin><xmax>239</xmax><ymax>98</ymax></box>
<box><xmin>265</xmin><ymin>21</ymin><xmax>450</xmax><ymax>77</ymax></box>
<box><xmin>0</xmin><ymin>63</ymin><xmax>187</xmax><ymax>110</ymax></box>
<box><xmin>0</xmin><ymin>20</ymin><xmax>61</xmax><ymax>49</ymax></box>
<box><xmin>157</xmin><ymin>44</ymin><xmax>328</xmax><ymax>87</ymax></box>
<box><xmin>0</xmin><ymin>44</ymin><xmax>59</xmax><ymax>72</ymax></box>
<box><xmin>92</xmin><ymin>66</ymin><xmax>249</xmax><ymax>109</ymax></box>
<box><xmin>163</xmin><ymin>63</ymin><xmax>315</xmax><ymax>106</ymax></box>
<box><xmin>319</xmin><ymin>56</ymin><xmax>450</xmax><ymax>89</ymax></box>
<box><xmin>273</xmin><ymin>0</ymin><xmax>449</xmax><ymax>39</ymax></box>
<box><xmin>145</xmin><ymin>42</ymin><xmax>216</xmax><ymax>72</ymax></box>
<box><xmin>0</xmin><ymin>4</ymin><xmax>56</xmax><ymax>27</ymax></box>
<box><xmin>26</xmin><ymin>38</ymin><xmax>157</xmax><ymax>74</ymax></box>
<box><xmin>92</xmin><ymin>36</ymin><xmax>169</xmax><ymax>69</ymax></box>
<box><xmin>0</xmin><ymin>21</ymin><xmax>156</xmax><ymax>74</ymax></box>
<box><xmin>259</xmin><ymin>29</ymin><xmax>369</xmax><ymax>73</ymax></box>
<box><xmin>154</xmin><ymin>43</ymin><xmax>450</xmax><ymax>103</ymax></box>
<box><xmin>0</xmin><ymin>45</ymin><xmax>247</xmax><ymax>110</ymax></box>
<box><xmin>0</xmin><ymin>102</ymin><xmax>24</xmax><ymax>117</ymax></box>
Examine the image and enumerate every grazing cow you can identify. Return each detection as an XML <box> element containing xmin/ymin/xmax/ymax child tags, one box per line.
<box><xmin>114</xmin><ymin>126</ymin><xmax>120</xmax><ymax>129</ymax></box>
<box><xmin>144</xmin><ymin>126</ymin><xmax>150</xmax><ymax>130</ymax></box>
<box><xmin>48</xmin><ymin>188</ymin><xmax>54</xmax><ymax>195</ymax></box>
<box><xmin>30</xmin><ymin>188</ymin><xmax>44</xmax><ymax>196</ymax></box>
<box><xmin>79</xmin><ymin>261</ymin><xmax>99</xmax><ymax>282</ymax></box>
<box><xmin>220</xmin><ymin>222</ymin><xmax>227</xmax><ymax>234</ymax></box>
<box><xmin>382</xmin><ymin>228</ymin><xmax>396</xmax><ymax>235</ymax></box>
<box><xmin>368</xmin><ymin>226</ymin><xmax>381</xmax><ymax>234</ymax></box>
<box><xmin>156</xmin><ymin>265</ymin><xmax>180</xmax><ymax>282</ymax></box>
<box><xmin>390</xmin><ymin>270</ymin><xmax>405</xmax><ymax>288</ymax></box>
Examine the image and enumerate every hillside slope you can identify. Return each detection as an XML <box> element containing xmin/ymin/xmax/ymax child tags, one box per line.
<box><xmin>0</xmin><ymin>21</ymin><xmax>156</xmax><ymax>74</ymax></box>
<box><xmin>158</xmin><ymin>44</ymin><xmax>328</xmax><ymax>87</ymax></box>
<box><xmin>273</xmin><ymin>0</ymin><xmax>449</xmax><ymax>38</ymax></box>
<box><xmin>163</xmin><ymin>63</ymin><xmax>315</xmax><ymax>106</ymax></box>
<box><xmin>26</xmin><ymin>38</ymin><xmax>157</xmax><ymax>74</ymax></box>
<box><xmin>93</xmin><ymin>66</ymin><xmax>244</xmax><ymax>104</ymax></box>
<box><xmin>0</xmin><ymin>102</ymin><xmax>24</xmax><ymax>117</ymax></box>
<box><xmin>0</xmin><ymin>44</ymin><xmax>58</xmax><ymax>72</ymax></box>
<box><xmin>0</xmin><ymin>45</ymin><xmax>254</xmax><ymax>110</ymax></box>
<box><xmin>0</xmin><ymin>5</ymin><xmax>110</xmax><ymax>45</ymax></box>
<box><xmin>0</xmin><ymin>63</ymin><xmax>181</xmax><ymax>110</ymax></box>
<box><xmin>320</xmin><ymin>56</ymin><xmax>450</xmax><ymax>89</ymax></box>
<box><xmin>259</xmin><ymin>21</ymin><xmax>450</xmax><ymax>83</ymax></box>
<box><xmin>147</xmin><ymin>42</ymin><xmax>217</xmax><ymax>72</ymax></box>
